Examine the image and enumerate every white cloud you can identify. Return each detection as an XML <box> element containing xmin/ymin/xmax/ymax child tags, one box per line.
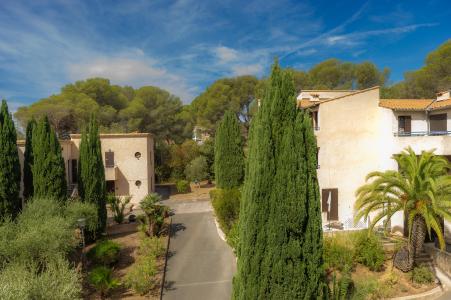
<box><xmin>232</xmin><ymin>64</ymin><xmax>263</xmax><ymax>76</ymax></box>
<box><xmin>214</xmin><ymin>46</ymin><xmax>239</xmax><ymax>63</ymax></box>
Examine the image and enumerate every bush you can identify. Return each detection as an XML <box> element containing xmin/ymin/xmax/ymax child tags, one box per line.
<box><xmin>138</xmin><ymin>235</ymin><xmax>165</xmax><ymax>258</ymax></box>
<box><xmin>87</xmin><ymin>240</ymin><xmax>121</xmax><ymax>266</ymax></box>
<box><xmin>176</xmin><ymin>180</ymin><xmax>190</xmax><ymax>193</ymax></box>
<box><xmin>330</xmin><ymin>268</ymin><xmax>354</xmax><ymax>300</ymax></box>
<box><xmin>227</xmin><ymin>221</ymin><xmax>240</xmax><ymax>252</ymax></box>
<box><xmin>88</xmin><ymin>266</ymin><xmax>120</xmax><ymax>297</ymax></box>
<box><xmin>65</xmin><ymin>200</ymin><xmax>99</xmax><ymax>233</ymax></box>
<box><xmin>411</xmin><ymin>266</ymin><xmax>434</xmax><ymax>284</ymax></box>
<box><xmin>323</xmin><ymin>235</ymin><xmax>354</xmax><ymax>271</ymax></box>
<box><xmin>0</xmin><ymin>257</ymin><xmax>82</xmax><ymax>300</ymax></box>
<box><xmin>185</xmin><ymin>156</ymin><xmax>208</xmax><ymax>183</ymax></box>
<box><xmin>107</xmin><ymin>194</ymin><xmax>131</xmax><ymax>224</ymax></box>
<box><xmin>354</xmin><ymin>231</ymin><xmax>385</xmax><ymax>271</ymax></box>
<box><xmin>210</xmin><ymin>188</ymin><xmax>240</xmax><ymax>234</ymax></box>
<box><xmin>124</xmin><ymin>254</ymin><xmax>158</xmax><ymax>295</ymax></box>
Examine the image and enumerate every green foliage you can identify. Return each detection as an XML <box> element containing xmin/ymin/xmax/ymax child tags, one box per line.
<box><xmin>0</xmin><ymin>100</ymin><xmax>21</xmax><ymax>219</ymax></box>
<box><xmin>185</xmin><ymin>156</ymin><xmax>208</xmax><ymax>182</ymax></box>
<box><xmin>211</xmin><ymin>188</ymin><xmax>240</xmax><ymax>234</ymax></box>
<box><xmin>382</xmin><ymin>40</ymin><xmax>451</xmax><ymax>98</ymax></box>
<box><xmin>188</xmin><ymin>75</ymin><xmax>260</xmax><ymax>131</ymax></box>
<box><xmin>14</xmin><ymin>78</ymin><xmax>188</xmax><ymax>142</ymax></box>
<box><xmin>107</xmin><ymin>194</ymin><xmax>131</xmax><ymax>224</ymax></box>
<box><xmin>87</xmin><ymin>240</ymin><xmax>121</xmax><ymax>266</ymax></box>
<box><xmin>324</xmin><ymin>235</ymin><xmax>355</xmax><ymax>272</ymax></box>
<box><xmin>125</xmin><ymin>235</ymin><xmax>164</xmax><ymax>295</ymax></box>
<box><xmin>354</xmin><ymin>231</ymin><xmax>385</xmax><ymax>271</ymax></box>
<box><xmin>351</xmin><ymin>277</ymin><xmax>382</xmax><ymax>300</ymax></box>
<box><xmin>23</xmin><ymin>119</ymin><xmax>36</xmax><ymax>201</ymax></box>
<box><xmin>88</xmin><ymin>266</ymin><xmax>120</xmax><ymax>297</ymax></box>
<box><xmin>0</xmin><ymin>257</ymin><xmax>82</xmax><ymax>300</ymax></box>
<box><xmin>1</xmin><ymin>198</ymin><xmax>74</xmax><ymax>266</ymax></box>
<box><xmin>199</xmin><ymin>137</ymin><xmax>215</xmax><ymax>181</ymax></box>
<box><xmin>140</xmin><ymin>193</ymin><xmax>166</xmax><ymax>237</ymax></box>
<box><xmin>330</xmin><ymin>268</ymin><xmax>354</xmax><ymax>300</ymax></box>
<box><xmin>175</xmin><ymin>180</ymin><xmax>190</xmax><ymax>193</ymax></box>
<box><xmin>78</xmin><ymin>115</ymin><xmax>107</xmax><ymax>233</ymax></box>
<box><xmin>411</xmin><ymin>266</ymin><xmax>434</xmax><ymax>284</ymax></box>
<box><xmin>227</xmin><ymin>221</ymin><xmax>240</xmax><ymax>252</ymax></box>
<box><xmin>169</xmin><ymin>140</ymin><xmax>199</xmax><ymax>179</ymax></box>
<box><xmin>155</xmin><ymin>141</ymin><xmax>172</xmax><ymax>183</ymax></box>
<box><xmin>233</xmin><ymin>60</ymin><xmax>325</xmax><ymax>299</ymax></box>
<box><xmin>64</xmin><ymin>200</ymin><xmax>99</xmax><ymax>233</ymax></box>
<box><xmin>214</xmin><ymin>111</ymin><xmax>245</xmax><ymax>189</ymax></box>
<box><xmin>125</xmin><ymin>255</ymin><xmax>158</xmax><ymax>295</ymax></box>
<box><xmin>32</xmin><ymin>116</ymin><xmax>67</xmax><ymax>201</ymax></box>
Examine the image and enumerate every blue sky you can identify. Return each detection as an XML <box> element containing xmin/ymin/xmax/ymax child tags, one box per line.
<box><xmin>0</xmin><ymin>0</ymin><xmax>450</xmax><ymax>109</ymax></box>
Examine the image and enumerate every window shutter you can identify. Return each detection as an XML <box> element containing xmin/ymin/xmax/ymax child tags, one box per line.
<box><xmin>330</xmin><ymin>189</ymin><xmax>339</xmax><ymax>220</ymax></box>
<box><xmin>105</xmin><ymin>152</ymin><xmax>115</xmax><ymax>168</ymax></box>
<box><xmin>321</xmin><ymin>189</ymin><xmax>328</xmax><ymax>212</ymax></box>
<box><xmin>405</xmin><ymin>116</ymin><xmax>411</xmax><ymax>133</ymax></box>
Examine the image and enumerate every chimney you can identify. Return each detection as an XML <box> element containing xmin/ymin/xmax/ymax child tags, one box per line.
<box><xmin>436</xmin><ymin>90</ymin><xmax>451</xmax><ymax>101</ymax></box>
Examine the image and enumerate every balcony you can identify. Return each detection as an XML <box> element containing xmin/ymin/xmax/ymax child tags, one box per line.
<box><xmin>105</xmin><ymin>166</ymin><xmax>118</xmax><ymax>181</ymax></box>
<box><xmin>394</xmin><ymin>131</ymin><xmax>451</xmax><ymax>137</ymax></box>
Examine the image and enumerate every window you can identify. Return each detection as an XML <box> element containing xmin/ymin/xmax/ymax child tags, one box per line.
<box><xmin>321</xmin><ymin>189</ymin><xmax>338</xmax><ymax>221</ymax></box>
<box><xmin>398</xmin><ymin>116</ymin><xmax>411</xmax><ymax>134</ymax></box>
<box><xmin>71</xmin><ymin>159</ymin><xmax>78</xmax><ymax>184</ymax></box>
<box><xmin>311</xmin><ymin>111</ymin><xmax>319</xmax><ymax>130</ymax></box>
<box><xmin>105</xmin><ymin>151</ymin><xmax>115</xmax><ymax>168</ymax></box>
<box><xmin>429</xmin><ymin>113</ymin><xmax>447</xmax><ymax>134</ymax></box>
<box><xmin>135</xmin><ymin>152</ymin><xmax>141</xmax><ymax>159</ymax></box>
<box><xmin>135</xmin><ymin>180</ymin><xmax>142</xmax><ymax>187</ymax></box>
<box><xmin>106</xmin><ymin>181</ymin><xmax>115</xmax><ymax>193</ymax></box>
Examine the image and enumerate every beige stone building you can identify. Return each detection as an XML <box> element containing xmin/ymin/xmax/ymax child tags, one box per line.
<box><xmin>298</xmin><ymin>87</ymin><xmax>451</xmax><ymax>238</ymax></box>
<box><xmin>17</xmin><ymin>133</ymin><xmax>155</xmax><ymax>205</ymax></box>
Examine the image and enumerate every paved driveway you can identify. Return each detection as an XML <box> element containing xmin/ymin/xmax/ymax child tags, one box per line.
<box><xmin>162</xmin><ymin>199</ymin><xmax>236</xmax><ymax>300</ymax></box>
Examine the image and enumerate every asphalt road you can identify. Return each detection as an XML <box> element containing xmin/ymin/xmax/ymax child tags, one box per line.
<box><xmin>162</xmin><ymin>199</ymin><xmax>236</xmax><ymax>300</ymax></box>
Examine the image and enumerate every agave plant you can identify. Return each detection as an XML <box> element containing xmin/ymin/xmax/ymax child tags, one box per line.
<box><xmin>354</xmin><ymin>147</ymin><xmax>451</xmax><ymax>272</ymax></box>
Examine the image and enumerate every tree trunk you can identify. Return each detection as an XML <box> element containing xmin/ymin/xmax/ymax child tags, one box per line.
<box><xmin>394</xmin><ymin>215</ymin><xmax>426</xmax><ymax>272</ymax></box>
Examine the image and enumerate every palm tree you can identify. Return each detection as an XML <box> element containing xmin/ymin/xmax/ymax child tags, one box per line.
<box><xmin>354</xmin><ymin>147</ymin><xmax>451</xmax><ymax>272</ymax></box>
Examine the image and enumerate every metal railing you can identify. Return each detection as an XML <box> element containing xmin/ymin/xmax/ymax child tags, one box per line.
<box><xmin>394</xmin><ymin>131</ymin><xmax>451</xmax><ymax>137</ymax></box>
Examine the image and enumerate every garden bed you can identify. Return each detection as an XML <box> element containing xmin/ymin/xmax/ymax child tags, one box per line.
<box><xmin>83</xmin><ymin>218</ymin><xmax>170</xmax><ymax>299</ymax></box>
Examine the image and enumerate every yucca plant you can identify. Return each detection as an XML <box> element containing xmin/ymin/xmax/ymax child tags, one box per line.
<box><xmin>355</xmin><ymin>147</ymin><xmax>451</xmax><ymax>271</ymax></box>
<box><xmin>88</xmin><ymin>266</ymin><xmax>120</xmax><ymax>299</ymax></box>
<box><xmin>107</xmin><ymin>194</ymin><xmax>131</xmax><ymax>224</ymax></box>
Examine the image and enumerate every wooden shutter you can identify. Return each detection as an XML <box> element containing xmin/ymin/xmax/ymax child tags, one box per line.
<box><xmin>404</xmin><ymin>116</ymin><xmax>411</xmax><ymax>133</ymax></box>
<box><xmin>321</xmin><ymin>189</ymin><xmax>339</xmax><ymax>220</ymax></box>
<box><xmin>105</xmin><ymin>151</ymin><xmax>115</xmax><ymax>168</ymax></box>
<box><xmin>430</xmin><ymin>113</ymin><xmax>447</xmax><ymax>132</ymax></box>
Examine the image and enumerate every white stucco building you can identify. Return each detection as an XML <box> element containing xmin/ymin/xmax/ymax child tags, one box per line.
<box><xmin>298</xmin><ymin>87</ymin><xmax>451</xmax><ymax>237</ymax></box>
<box><xmin>18</xmin><ymin>133</ymin><xmax>155</xmax><ymax>205</ymax></box>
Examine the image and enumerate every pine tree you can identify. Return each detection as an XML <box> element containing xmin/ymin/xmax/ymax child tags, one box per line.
<box><xmin>23</xmin><ymin>119</ymin><xmax>36</xmax><ymax>200</ymax></box>
<box><xmin>0</xmin><ymin>100</ymin><xmax>21</xmax><ymax>219</ymax></box>
<box><xmin>232</xmin><ymin>61</ymin><xmax>326</xmax><ymax>299</ymax></box>
<box><xmin>78</xmin><ymin>115</ymin><xmax>107</xmax><ymax>233</ymax></box>
<box><xmin>32</xmin><ymin>116</ymin><xmax>67</xmax><ymax>201</ymax></box>
<box><xmin>214</xmin><ymin>111</ymin><xmax>244</xmax><ymax>189</ymax></box>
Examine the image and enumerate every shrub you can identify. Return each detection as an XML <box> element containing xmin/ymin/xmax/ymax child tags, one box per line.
<box><xmin>210</xmin><ymin>188</ymin><xmax>240</xmax><ymax>234</ymax></box>
<box><xmin>107</xmin><ymin>194</ymin><xmax>131</xmax><ymax>224</ymax></box>
<box><xmin>87</xmin><ymin>240</ymin><xmax>121</xmax><ymax>266</ymax></box>
<box><xmin>88</xmin><ymin>266</ymin><xmax>120</xmax><ymax>298</ymax></box>
<box><xmin>354</xmin><ymin>231</ymin><xmax>385</xmax><ymax>271</ymax></box>
<box><xmin>323</xmin><ymin>235</ymin><xmax>354</xmax><ymax>271</ymax></box>
<box><xmin>65</xmin><ymin>200</ymin><xmax>99</xmax><ymax>233</ymax></box>
<box><xmin>176</xmin><ymin>180</ymin><xmax>190</xmax><ymax>193</ymax></box>
<box><xmin>0</xmin><ymin>257</ymin><xmax>82</xmax><ymax>300</ymax></box>
<box><xmin>411</xmin><ymin>266</ymin><xmax>434</xmax><ymax>284</ymax></box>
<box><xmin>330</xmin><ymin>267</ymin><xmax>354</xmax><ymax>300</ymax></box>
<box><xmin>227</xmin><ymin>221</ymin><xmax>240</xmax><ymax>252</ymax></box>
<box><xmin>138</xmin><ymin>235</ymin><xmax>165</xmax><ymax>258</ymax></box>
<box><xmin>352</xmin><ymin>278</ymin><xmax>380</xmax><ymax>300</ymax></box>
<box><xmin>185</xmin><ymin>156</ymin><xmax>208</xmax><ymax>183</ymax></box>
<box><xmin>124</xmin><ymin>254</ymin><xmax>158</xmax><ymax>295</ymax></box>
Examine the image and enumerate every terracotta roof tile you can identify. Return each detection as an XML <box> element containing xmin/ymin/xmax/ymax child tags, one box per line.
<box><xmin>429</xmin><ymin>99</ymin><xmax>451</xmax><ymax>110</ymax></box>
<box><xmin>379</xmin><ymin>99</ymin><xmax>434</xmax><ymax>111</ymax></box>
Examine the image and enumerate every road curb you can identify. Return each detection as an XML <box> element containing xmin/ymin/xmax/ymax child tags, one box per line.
<box><xmin>213</xmin><ymin>215</ymin><xmax>227</xmax><ymax>242</ymax></box>
<box><xmin>160</xmin><ymin>217</ymin><xmax>172</xmax><ymax>300</ymax></box>
<box><xmin>388</xmin><ymin>285</ymin><xmax>443</xmax><ymax>300</ymax></box>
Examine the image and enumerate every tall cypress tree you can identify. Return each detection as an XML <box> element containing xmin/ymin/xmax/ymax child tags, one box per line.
<box><xmin>78</xmin><ymin>115</ymin><xmax>107</xmax><ymax>233</ymax></box>
<box><xmin>233</xmin><ymin>61</ymin><xmax>326</xmax><ymax>299</ymax></box>
<box><xmin>32</xmin><ymin>116</ymin><xmax>67</xmax><ymax>201</ymax></box>
<box><xmin>23</xmin><ymin>119</ymin><xmax>36</xmax><ymax>200</ymax></box>
<box><xmin>0</xmin><ymin>100</ymin><xmax>21</xmax><ymax>219</ymax></box>
<box><xmin>214</xmin><ymin>111</ymin><xmax>244</xmax><ymax>189</ymax></box>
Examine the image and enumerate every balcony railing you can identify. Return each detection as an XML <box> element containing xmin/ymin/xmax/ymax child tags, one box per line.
<box><xmin>394</xmin><ymin>131</ymin><xmax>451</xmax><ymax>137</ymax></box>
